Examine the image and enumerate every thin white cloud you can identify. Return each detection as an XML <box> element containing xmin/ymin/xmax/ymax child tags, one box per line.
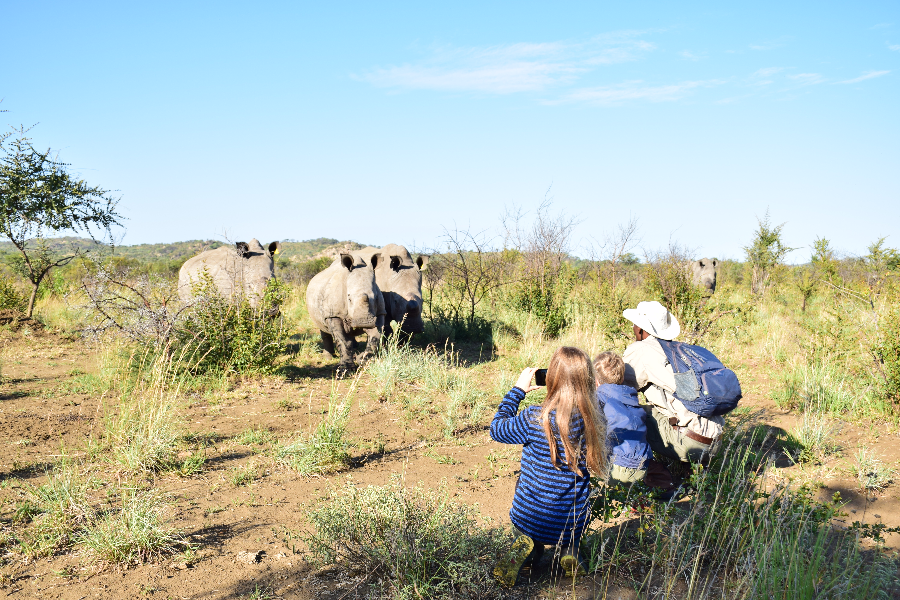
<box><xmin>871</xmin><ymin>23</ymin><xmax>892</xmax><ymax>29</ymax></box>
<box><xmin>836</xmin><ymin>70</ymin><xmax>890</xmax><ymax>84</ymax></box>
<box><xmin>889</xmin><ymin>44</ymin><xmax>900</xmax><ymax>51</ymax></box>
<box><xmin>679</xmin><ymin>50</ymin><xmax>705</xmax><ymax>61</ymax></box>
<box><xmin>749</xmin><ymin>37</ymin><xmax>790</xmax><ymax>51</ymax></box>
<box><xmin>787</xmin><ymin>73</ymin><xmax>825</xmax><ymax>85</ymax></box>
<box><xmin>357</xmin><ymin>33</ymin><xmax>656</xmax><ymax>94</ymax></box>
<box><xmin>553</xmin><ymin>79</ymin><xmax>723</xmax><ymax>106</ymax></box>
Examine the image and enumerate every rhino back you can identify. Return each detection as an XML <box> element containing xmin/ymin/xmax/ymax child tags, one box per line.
<box><xmin>178</xmin><ymin>239</ymin><xmax>276</xmax><ymax>306</ymax></box>
<box><xmin>178</xmin><ymin>246</ymin><xmax>241</xmax><ymax>300</ymax></box>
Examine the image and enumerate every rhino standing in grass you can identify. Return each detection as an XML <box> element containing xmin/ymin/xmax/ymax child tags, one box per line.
<box><xmin>358</xmin><ymin>244</ymin><xmax>428</xmax><ymax>335</ymax></box>
<box><xmin>178</xmin><ymin>239</ymin><xmax>281</xmax><ymax>307</ymax></box>
<box><xmin>306</xmin><ymin>250</ymin><xmax>385</xmax><ymax>373</ymax></box>
<box><xmin>692</xmin><ymin>258</ymin><xmax>718</xmax><ymax>293</ymax></box>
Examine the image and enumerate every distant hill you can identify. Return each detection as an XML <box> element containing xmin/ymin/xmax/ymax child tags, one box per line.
<box><xmin>0</xmin><ymin>236</ymin><xmax>368</xmax><ymax>265</ymax></box>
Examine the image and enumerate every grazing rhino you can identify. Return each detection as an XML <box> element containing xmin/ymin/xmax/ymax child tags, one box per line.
<box><xmin>692</xmin><ymin>258</ymin><xmax>718</xmax><ymax>293</ymax></box>
<box><xmin>179</xmin><ymin>239</ymin><xmax>281</xmax><ymax>307</ymax></box>
<box><xmin>358</xmin><ymin>244</ymin><xmax>428</xmax><ymax>335</ymax></box>
<box><xmin>306</xmin><ymin>250</ymin><xmax>386</xmax><ymax>372</ymax></box>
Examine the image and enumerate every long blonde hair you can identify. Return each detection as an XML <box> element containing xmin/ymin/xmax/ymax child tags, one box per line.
<box><xmin>540</xmin><ymin>346</ymin><xmax>607</xmax><ymax>477</ymax></box>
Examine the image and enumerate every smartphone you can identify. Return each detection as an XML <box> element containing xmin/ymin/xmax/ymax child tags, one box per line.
<box><xmin>534</xmin><ymin>369</ymin><xmax>548</xmax><ymax>387</ymax></box>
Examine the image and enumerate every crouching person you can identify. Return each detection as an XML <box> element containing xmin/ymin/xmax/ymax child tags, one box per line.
<box><xmin>594</xmin><ymin>351</ymin><xmax>651</xmax><ymax>486</ymax></box>
<box><xmin>490</xmin><ymin>347</ymin><xmax>608</xmax><ymax>587</ymax></box>
<box><xmin>622</xmin><ymin>301</ymin><xmax>741</xmax><ymax>469</ymax></box>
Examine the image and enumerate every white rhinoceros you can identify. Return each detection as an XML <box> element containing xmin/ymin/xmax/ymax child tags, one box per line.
<box><xmin>306</xmin><ymin>250</ymin><xmax>385</xmax><ymax>372</ymax></box>
<box><xmin>692</xmin><ymin>258</ymin><xmax>718</xmax><ymax>293</ymax></box>
<box><xmin>178</xmin><ymin>239</ymin><xmax>281</xmax><ymax>307</ymax></box>
<box><xmin>358</xmin><ymin>244</ymin><xmax>428</xmax><ymax>335</ymax></box>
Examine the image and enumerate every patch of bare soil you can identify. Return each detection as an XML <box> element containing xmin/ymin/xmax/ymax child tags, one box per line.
<box><xmin>0</xmin><ymin>336</ymin><xmax>896</xmax><ymax>599</ymax></box>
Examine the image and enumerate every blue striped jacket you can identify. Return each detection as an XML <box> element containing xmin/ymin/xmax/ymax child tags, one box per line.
<box><xmin>489</xmin><ymin>387</ymin><xmax>591</xmax><ymax>546</ymax></box>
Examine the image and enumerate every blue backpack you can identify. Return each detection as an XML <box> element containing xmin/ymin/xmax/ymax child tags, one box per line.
<box><xmin>656</xmin><ymin>340</ymin><xmax>742</xmax><ymax>417</ymax></box>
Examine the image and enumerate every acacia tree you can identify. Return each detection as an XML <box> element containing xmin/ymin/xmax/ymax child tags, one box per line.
<box><xmin>744</xmin><ymin>210</ymin><xmax>794</xmax><ymax>295</ymax></box>
<box><xmin>0</xmin><ymin>126</ymin><xmax>121</xmax><ymax>317</ymax></box>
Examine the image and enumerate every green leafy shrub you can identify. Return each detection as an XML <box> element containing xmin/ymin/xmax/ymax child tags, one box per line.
<box><xmin>509</xmin><ymin>263</ymin><xmax>575</xmax><ymax>337</ymax></box>
<box><xmin>0</xmin><ymin>277</ymin><xmax>27</xmax><ymax>313</ymax></box>
<box><xmin>176</xmin><ymin>273</ymin><xmax>289</xmax><ymax>374</ymax></box>
<box><xmin>873</xmin><ymin>284</ymin><xmax>900</xmax><ymax>407</ymax></box>
<box><xmin>304</xmin><ymin>478</ymin><xmax>510</xmax><ymax>599</ymax></box>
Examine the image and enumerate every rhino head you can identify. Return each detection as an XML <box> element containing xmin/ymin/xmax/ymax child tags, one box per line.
<box><xmin>381</xmin><ymin>244</ymin><xmax>428</xmax><ymax>334</ymax></box>
<box><xmin>341</xmin><ymin>252</ymin><xmax>380</xmax><ymax>329</ymax></box>
<box><xmin>692</xmin><ymin>258</ymin><xmax>718</xmax><ymax>293</ymax></box>
<box><xmin>236</xmin><ymin>239</ymin><xmax>281</xmax><ymax>304</ymax></box>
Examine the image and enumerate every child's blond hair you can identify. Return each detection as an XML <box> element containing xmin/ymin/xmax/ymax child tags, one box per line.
<box><xmin>593</xmin><ymin>351</ymin><xmax>625</xmax><ymax>385</ymax></box>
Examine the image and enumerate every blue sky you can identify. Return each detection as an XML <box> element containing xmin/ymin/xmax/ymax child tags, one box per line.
<box><xmin>2</xmin><ymin>1</ymin><xmax>898</xmax><ymax>261</ymax></box>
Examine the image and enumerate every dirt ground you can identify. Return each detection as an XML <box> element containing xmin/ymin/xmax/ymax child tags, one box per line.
<box><xmin>0</xmin><ymin>330</ymin><xmax>898</xmax><ymax>599</ymax></box>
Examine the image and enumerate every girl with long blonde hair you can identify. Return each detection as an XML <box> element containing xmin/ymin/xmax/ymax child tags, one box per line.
<box><xmin>490</xmin><ymin>346</ymin><xmax>608</xmax><ymax>587</ymax></box>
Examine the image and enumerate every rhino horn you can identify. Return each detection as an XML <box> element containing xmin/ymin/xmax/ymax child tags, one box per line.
<box><xmin>416</xmin><ymin>255</ymin><xmax>429</xmax><ymax>271</ymax></box>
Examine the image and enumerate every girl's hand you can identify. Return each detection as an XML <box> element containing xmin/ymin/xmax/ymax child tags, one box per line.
<box><xmin>515</xmin><ymin>368</ymin><xmax>542</xmax><ymax>393</ymax></box>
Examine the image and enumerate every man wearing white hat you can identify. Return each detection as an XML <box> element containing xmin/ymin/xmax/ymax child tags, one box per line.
<box><xmin>622</xmin><ymin>301</ymin><xmax>722</xmax><ymax>464</ymax></box>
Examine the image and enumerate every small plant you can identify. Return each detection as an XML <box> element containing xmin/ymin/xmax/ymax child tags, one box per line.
<box><xmin>229</xmin><ymin>463</ymin><xmax>262</xmax><ymax>487</ymax></box>
<box><xmin>245</xmin><ymin>584</ymin><xmax>276</xmax><ymax>600</ymax></box>
<box><xmin>237</xmin><ymin>427</ymin><xmax>276</xmax><ymax>446</ymax></box>
<box><xmin>848</xmin><ymin>447</ymin><xmax>896</xmax><ymax>492</ymax></box>
<box><xmin>304</xmin><ymin>477</ymin><xmax>510</xmax><ymax>599</ymax></box>
<box><xmin>172</xmin><ymin>450</ymin><xmax>206</xmax><ymax>477</ymax></box>
<box><xmin>78</xmin><ymin>490</ymin><xmax>190</xmax><ymax>566</ymax></box>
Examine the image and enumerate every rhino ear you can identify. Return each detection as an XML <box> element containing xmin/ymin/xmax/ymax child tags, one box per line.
<box><xmin>416</xmin><ymin>255</ymin><xmax>429</xmax><ymax>271</ymax></box>
<box><xmin>268</xmin><ymin>241</ymin><xmax>281</xmax><ymax>255</ymax></box>
<box><xmin>712</xmin><ymin>259</ymin><xmax>718</xmax><ymax>268</ymax></box>
<box><xmin>370</xmin><ymin>253</ymin><xmax>382</xmax><ymax>269</ymax></box>
<box><xmin>390</xmin><ymin>255</ymin><xmax>402</xmax><ymax>271</ymax></box>
<box><xmin>235</xmin><ymin>242</ymin><xmax>250</xmax><ymax>257</ymax></box>
<box><xmin>340</xmin><ymin>253</ymin><xmax>354</xmax><ymax>271</ymax></box>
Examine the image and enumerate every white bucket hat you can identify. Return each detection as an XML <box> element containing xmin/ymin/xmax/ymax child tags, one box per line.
<box><xmin>622</xmin><ymin>301</ymin><xmax>680</xmax><ymax>340</ymax></box>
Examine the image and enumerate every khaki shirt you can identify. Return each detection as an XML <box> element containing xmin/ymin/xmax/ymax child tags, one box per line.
<box><xmin>623</xmin><ymin>336</ymin><xmax>724</xmax><ymax>439</ymax></box>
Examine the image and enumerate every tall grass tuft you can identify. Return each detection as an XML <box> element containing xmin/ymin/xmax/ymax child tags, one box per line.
<box><xmin>589</xmin><ymin>426</ymin><xmax>897</xmax><ymax>599</ymax></box>
<box><xmin>103</xmin><ymin>349</ymin><xmax>185</xmax><ymax>473</ymax></box>
<box><xmin>275</xmin><ymin>377</ymin><xmax>354</xmax><ymax>475</ymax></box>
<box><xmin>304</xmin><ymin>477</ymin><xmax>510</xmax><ymax>600</ymax></box>
<box><xmin>364</xmin><ymin>332</ymin><xmax>458</xmax><ymax>400</ymax></box>
<box><xmin>78</xmin><ymin>490</ymin><xmax>189</xmax><ymax>566</ymax></box>
<box><xmin>18</xmin><ymin>464</ymin><xmax>94</xmax><ymax>557</ymax></box>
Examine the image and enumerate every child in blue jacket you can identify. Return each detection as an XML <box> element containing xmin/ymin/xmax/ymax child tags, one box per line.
<box><xmin>594</xmin><ymin>351</ymin><xmax>652</xmax><ymax>485</ymax></box>
<box><xmin>490</xmin><ymin>346</ymin><xmax>608</xmax><ymax>587</ymax></box>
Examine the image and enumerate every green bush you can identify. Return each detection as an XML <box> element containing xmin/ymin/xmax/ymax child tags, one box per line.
<box><xmin>304</xmin><ymin>478</ymin><xmax>510</xmax><ymax>599</ymax></box>
<box><xmin>0</xmin><ymin>276</ymin><xmax>27</xmax><ymax>312</ymax></box>
<box><xmin>176</xmin><ymin>273</ymin><xmax>289</xmax><ymax>374</ymax></box>
<box><xmin>874</xmin><ymin>285</ymin><xmax>900</xmax><ymax>407</ymax></box>
<box><xmin>509</xmin><ymin>262</ymin><xmax>576</xmax><ymax>337</ymax></box>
